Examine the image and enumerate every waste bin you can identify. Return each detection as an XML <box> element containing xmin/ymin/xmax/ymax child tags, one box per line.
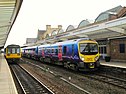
<box><xmin>105</xmin><ymin>56</ymin><xmax>111</xmax><ymax>62</ymax></box>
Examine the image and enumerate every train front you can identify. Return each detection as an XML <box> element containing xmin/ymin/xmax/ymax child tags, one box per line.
<box><xmin>5</xmin><ymin>45</ymin><xmax>21</xmax><ymax>62</ymax></box>
<box><xmin>78</xmin><ymin>40</ymin><xmax>100</xmax><ymax>70</ymax></box>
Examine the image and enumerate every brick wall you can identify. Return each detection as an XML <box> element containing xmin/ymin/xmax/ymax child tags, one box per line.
<box><xmin>110</xmin><ymin>38</ymin><xmax>126</xmax><ymax>60</ymax></box>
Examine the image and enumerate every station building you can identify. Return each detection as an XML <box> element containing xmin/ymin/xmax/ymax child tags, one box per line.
<box><xmin>95</xmin><ymin>5</ymin><xmax>126</xmax><ymax>61</ymax></box>
<box><xmin>26</xmin><ymin>5</ymin><xmax>126</xmax><ymax>62</ymax></box>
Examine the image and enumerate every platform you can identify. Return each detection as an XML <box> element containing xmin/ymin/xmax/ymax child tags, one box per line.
<box><xmin>0</xmin><ymin>53</ymin><xmax>18</xmax><ymax>94</ymax></box>
<box><xmin>100</xmin><ymin>60</ymin><xmax>126</xmax><ymax>69</ymax></box>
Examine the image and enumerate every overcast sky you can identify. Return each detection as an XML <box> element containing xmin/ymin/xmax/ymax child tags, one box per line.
<box><xmin>5</xmin><ymin>0</ymin><xmax>126</xmax><ymax>47</ymax></box>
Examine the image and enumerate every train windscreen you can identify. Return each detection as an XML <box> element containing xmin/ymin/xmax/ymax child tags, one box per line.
<box><xmin>7</xmin><ymin>48</ymin><xmax>20</xmax><ymax>54</ymax></box>
<box><xmin>79</xmin><ymin>43</ymin><xmax>98</xmax><ymax>55</ymax></box>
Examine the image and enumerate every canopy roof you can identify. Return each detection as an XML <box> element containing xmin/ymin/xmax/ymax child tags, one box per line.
<box><xmin>0</xmin><ymin>0</ymin><xmax>23</xmax><ymax>49</ymax></box>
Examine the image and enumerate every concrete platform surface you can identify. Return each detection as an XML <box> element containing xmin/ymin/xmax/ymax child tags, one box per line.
<box><xmin>0</xmin><ymin>53</ymin><xmax>18</xmax><ymax>94</ymax></box>
<box><xmin>100</xmin><ymin>60</ymin><xmax>126</xmax><ymax>69</ymax></box>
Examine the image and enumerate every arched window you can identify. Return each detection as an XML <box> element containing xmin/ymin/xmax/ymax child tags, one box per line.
<box><xmin>51</xmin><ymin>30</ymin><xmax>58</xmax><ymax>36</ymax></box>
<box><xmin>78</xmin><ymin>20</ymin><xmax>90</xmax><ymax>28</ymax></box>
<box><xmin>58</xmin><ymin>29</ymin><xmax>64</xmax><ymax>34</ymax></box>
<box><xmin>45</xmin><ymin>34</ymin><xmax>49</xmax><ymax>38</ymax></box>
<box><xmin>66</xmin><ymin>25</ymin><xmax>75</xmax><ymax>32</ymax></box>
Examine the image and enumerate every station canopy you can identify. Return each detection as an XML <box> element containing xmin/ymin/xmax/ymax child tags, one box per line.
<box><xmin>0</xmin><ymin>0</ymin><xmax>23</xmax><ymax>49</ymax></box>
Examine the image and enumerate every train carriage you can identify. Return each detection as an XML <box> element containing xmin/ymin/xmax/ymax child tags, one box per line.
<box><xmin>22</xmin><ymin>46</ymin><xmax>38</xmax><ymax>59</ymax></box>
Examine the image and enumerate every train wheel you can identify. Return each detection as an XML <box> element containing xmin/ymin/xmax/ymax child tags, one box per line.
<box><xmin>39</xmin><ymin>57</ymin><xmax>43</xmax><ymax>62</ymax></box>
<box><xmin>64</xmin><ymin>62</ymin><xmax>69</xmax><ymax>69</ymax></box>
<box><xmin>69</xmin><ymin>63</ymin><xmax>79</xmax><ymax>71</ymax></box>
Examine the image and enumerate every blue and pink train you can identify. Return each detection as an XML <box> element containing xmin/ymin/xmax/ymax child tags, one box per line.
<box><xmin>22</xmin><ymin>38</ymin><xmax>100</xmax><ymax>71</ymax></box>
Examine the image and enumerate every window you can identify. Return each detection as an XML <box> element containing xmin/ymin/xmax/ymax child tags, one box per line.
<box><xmin>8</xmin><ymin>48</ymin><xmax>11</xmax><ymax>54</ymax></box>
<box><xmin>120</xmin><ymin>44</ymin><xmax>125</xmax><ymax>53</ymax></box>
<box><xmin>80</xmin><ymin>43</ymin><xmax>98</xmax><ymax>55</ymax></box>
<box><xmin>72</xmin><ymin>45</ymin><xmax>74</xmax><ymax>56</ymax></box>
<box><xmin>17</xmin><ymin>48</ymin><xmax>20</xmax><ymax>53</ymax></box>
<box><xmin>12</xmin><ymin>48</ymin><xmax>15</xmax><ymax>53</ymax></box>
<box><xmin>52</xmin><ymin>49</ymin><xmax>54</xmax><ymax>53</ymax></box>
<box><xmin>63</xmin><ymin>46</ymin><xmax>67</xmax><ymax>55</ymax></box>
<box><xmin>55</xmin><ymin>49</ymin><xmax>58</xmax><ymax>55</ymax></box>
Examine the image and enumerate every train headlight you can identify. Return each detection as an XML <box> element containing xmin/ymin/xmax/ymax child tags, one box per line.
<box><xmin>95</xmin><ymin>56</ymin><xmax>99</xmax><ymax>61</ymax></box>
<box><xmin>81</xmin><ymin>57</ymin><xmax>85</xmax><ymax>61</ymax></box>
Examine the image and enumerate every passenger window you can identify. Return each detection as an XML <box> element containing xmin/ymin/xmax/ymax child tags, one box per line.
<box><xmin>55</xmin><ymin>49</ymin><xmax>58</xmax><ymax>55</ymax></box>
<box><xmin>63</xmin><ymin>46</ymin><xmax>67</xmax><ymax>55</ymax></box>
<box><xmin>72</xmin><ymin>45</ymin><xmax>74</xmax><ymax>56</ymax></box>
<box><xmin>52</xmin><ymin>49</ymin><xmax>54</xmax><ymax>53</ymax></box>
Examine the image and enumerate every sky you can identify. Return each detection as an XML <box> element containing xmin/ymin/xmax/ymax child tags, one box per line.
<box><xmin>5</xmin><ymin>0</ymin><xmax>126</xmax><ymax>47</ymax></box>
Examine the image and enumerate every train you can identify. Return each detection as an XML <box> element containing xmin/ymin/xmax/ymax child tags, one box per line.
<box><xmin>4</xmin><ymin>44</ymin><xmax>21</xmax><ymax>62</ymax></box>
<box><xmin>22</xmin><ymin>38</ymin><xmax>100</xmax><ymax>71</ymax></box>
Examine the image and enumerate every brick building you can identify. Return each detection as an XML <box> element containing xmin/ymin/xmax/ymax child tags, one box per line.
<box><xmin>37</xmin><ymin>29</ymin><xmax>46</xmax><ymax>40</ymax></box>
<box><xmin>26</xmin><ymin>38</ymin><xmax>37</xmax><ymax>44</ymax></box>
<box><xmin>109</xmin><ymin>37</ymin><xmax>126</xmax><ymax>61</ymax></box>
<box><xmin>95</xmin><ymin>5</ymin><xmax>126</xmax><ymax>61</ymax></box>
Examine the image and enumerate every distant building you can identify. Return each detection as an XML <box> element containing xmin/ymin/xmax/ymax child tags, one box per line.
<box><xmin>26</xmin><ymin>38</ymin><xmax>37</xmax><ymax>44</ymax></box>
<box><xmin>37</xmin><ymin>25</ymin><xmax>62</xmax><ymax>40</ymax></box>
<box><xmin>37</xmin><ymin>29</ymin><xmax>46</xmax><ymax>40</ymax></box>
<box><xmin>44</xmin><ymin>25</ymin><xmax>62</xmax><ymax>39</ymax></box>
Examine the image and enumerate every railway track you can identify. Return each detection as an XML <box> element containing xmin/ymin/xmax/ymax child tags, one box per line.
<box><xmin>10</xmin><ymin>64</ymin><xmax>54</xmax><ymax>94</ymax></box>
<box><xmin>83</xmin><ymin>73</ymin><xmax>126</xmax><ymax>89</ymax></box>
<box><xmin>22</xmin><ymin>58</ymin><xmax>126</xmax><ymax>90</ymax></box>
<box><xmin>21</xmin><ymin>58</ymin><xmax>126</xmax><ymax>94</ymax></box>
<box><xmin>20</xmin><ymin>58</ymin><xmax>91</xmax><ymax>94</ymax></box>
<box><xmin>26</xmin><ymin>60</ymin><xmax>126</xmax><ymax>90</ymax></box>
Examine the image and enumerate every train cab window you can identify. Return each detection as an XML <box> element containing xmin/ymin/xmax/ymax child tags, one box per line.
<box><xmin>63</xmin><ymin>46</ymin><xmax>67</xmax><ymax>55</ymax></box>
<box><xmin>12</xmin><ymin>48</ymin><xmax>16</xmax><ymax>53</ymax></box>
<box><xmin>8</xmin><ymin>48</ymin><xmax>11</xmax><ymax>54</ymax></box>
<box><xmin>80</xmin><ymin>43</ymin><xmax>98</xmax><ymax>55</ymax></box>
<box><xmin>17</xmin><ymin>48</ymin><xmax>20</xmax><ymax>53</ymax></box>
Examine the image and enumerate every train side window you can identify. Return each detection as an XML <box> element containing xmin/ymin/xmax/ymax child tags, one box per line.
<box><xmin>52</xmin><ymin>49</ymin><xmax>54</xmax><ymax>53</ymax></box>
<box><xmin>72</xmin><ymin>45</ymin><xmax>74</xmax><ymax>56</ymax></box>
<box><xmin>63</xmin><ymin>46</ymin><xmax>67</xmax><ymax>55</ymax></box>
<box><xmin>47</xmin><ymin>49</ymin><xmax>50</xmax><ymax>53</ymax></box>
<box><xmin>55</xmin><ymin>49</ymin><xmax>58</xmax><ymax>55</ymax></box>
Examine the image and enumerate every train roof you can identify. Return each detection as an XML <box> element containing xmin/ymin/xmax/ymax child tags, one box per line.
<box><xmin>22</xmin><ymin>46</ymin><xmax>38</xmax><ymax>50</ymax></box>
<box><xmin>51</xmin><ymin>38</ymin><xmax>90</xmax><ymax>46</ymax></box>
<box><xmin>6</xmin><ymin>44</ymin><xmax>20</xmax><ymax>48</ymax></box>
<box><xmin>38</xmin><ymin>44</ymin><xmax>51</xmax><ymax>48</ymax></box>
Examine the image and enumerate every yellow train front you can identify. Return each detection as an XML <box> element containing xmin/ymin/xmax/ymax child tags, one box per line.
<box><xmin>78</xmin><ymin>39</ymin><xmax>100</xmax><ymax>71</ymax></box>
<box><xmin>4</xmin><ymin>44</ymin><xmax>21</xmax><ymax>62</ymax></box>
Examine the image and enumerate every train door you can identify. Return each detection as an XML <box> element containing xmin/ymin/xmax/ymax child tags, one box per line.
<box><xmin>42</xmin><ymin>47</ymin><xmax>45</xmax><ymax>58</ymax></box>
<box><xmin>72</xmin><ymin>44</ymin><xmax>74</xmax><ymax>57</ymax></box>
<box><xmin>99</xmin><ymin>45</ymin><xmax>107</xmax><ymax>59</ymax></box>
<box><xmin>58</xmin><ymin>45</ymin><xmax>62</xmax><ymax>61</ymax></box>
